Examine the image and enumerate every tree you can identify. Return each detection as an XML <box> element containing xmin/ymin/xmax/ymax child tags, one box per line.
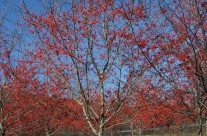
<box><xmin>116</xmin><ymin>0</ymin><xmax>206</xmax><ymax>135</ymax></box>
<box><xmin>32</xmin><ymin>94</ymin><xmax>83</xmax><ymax>136</ymax></box>
<box><xmin>22</xmin><ymin>0</ymin><xmax>155</xmax><ymax>135</ymax></box>
<box><xmin>156</xmin><ymin>0</ymin><xmax>207</xmax><ymax>135</ymax></box>
<box><xmin>0</xmin><ymin>1</ymin><xmax>31</xmax><ymax>135</ymax></box>
<box><xmin>114</xmin><ymin>0</ymin><xmax>203</xmax><ymax>133</ymax></box>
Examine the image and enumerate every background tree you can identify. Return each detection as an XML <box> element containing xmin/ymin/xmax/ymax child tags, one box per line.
<box><xmin>156</xmin><ymin>0</ymin><xmax>207</xmax><ymax>135</ymax></box>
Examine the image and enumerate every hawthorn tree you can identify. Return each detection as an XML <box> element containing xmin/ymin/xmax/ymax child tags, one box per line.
<box><xmin>22</xmin><ymin>0</ymin><xmax>157</xmax><ymax>135</ymax></box>
<box><xmin>116</xmin><ymin>0</ymin><xmax>203</xmax><ymax>134</ymax></box>
<box><xmin>155</xmin><ymin>0</ymin><xmax>207</xmax><ymax>135</ymax></box>
<box><xmin>0</xmin><ymin>2</ymin><xmax>23</xmax><ymax>135</ymax></box>
<box><xmin>124</xmin><ymin>0</ymin><xmax>206</xmax><ymax>135</ymax></box>
<box><xmin>0</xmin><ymin>1</ymin><xmax>46</xmax><ymax>135</ymax></box>
<box><xmin>33</xmin><ymin>94</ymin><xmax>83</xmax><ymax>136</ymax></box>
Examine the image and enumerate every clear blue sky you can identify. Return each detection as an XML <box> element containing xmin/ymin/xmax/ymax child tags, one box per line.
<box><xmin>0</xmin><ymin>0</ymin><xmax>43</xmax><ymax>28</ymax></box>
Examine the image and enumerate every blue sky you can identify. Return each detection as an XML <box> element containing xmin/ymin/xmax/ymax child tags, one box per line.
<box><xmin>0</xmin><ymin>0</ymin><xmax>45</xmax><ymax>73</ymax></box>
<box><xmin>0</xmin><ymin>0</ymin><xmax>43</xmax><ymax>28</ymax></box>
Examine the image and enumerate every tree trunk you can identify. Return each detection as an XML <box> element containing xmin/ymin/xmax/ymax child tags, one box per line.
<box><xmin>46</xmin><ymin>131</ymin><xmax>50</xmax><ymax>136</ymax></box>
<box><xmin>198</xmin><ymin>116</ymin><xmax>203</xmax><ymax>136</ymax></box>
<box><xmin>138</xmin><ymin>128</ymin><xmax>141</xmax><ymax>136</ymax></box>
<box><xmin>99</xmin><ymin>80</ymin><xmax>105</xmax><ymax>136</ymax></box>
<box><xmin>98</xmin><ymin>129</ymin><xmax>104</xmax><ymax>136</ymax></box>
